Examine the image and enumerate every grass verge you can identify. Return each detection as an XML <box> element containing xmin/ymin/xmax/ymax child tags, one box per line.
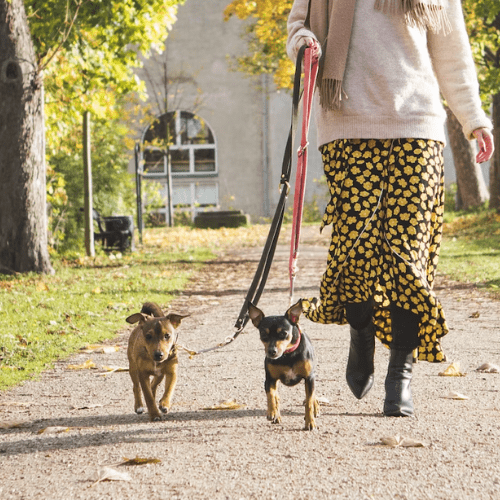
<box><xmin>440</xmin><ymin>210</ymin><xmax>500</xmax><ymax>296</ymax></box>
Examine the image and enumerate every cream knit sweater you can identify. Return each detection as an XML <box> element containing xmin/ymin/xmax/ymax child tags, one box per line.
<box><xmin>287</xmin><ymin>0</ymin><xmax>492</xmax><ymax>148</ymax></box>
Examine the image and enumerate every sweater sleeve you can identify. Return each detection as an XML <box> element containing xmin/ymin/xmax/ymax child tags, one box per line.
<box><xmin>427</xmin><ymin>0</ymin><xmax>492</xmax><ymax>139</ymax></box>
<box><xmin>287</xmin><ymin>0</ymin><xmax>318</xmax><ymax>61</ymax></box>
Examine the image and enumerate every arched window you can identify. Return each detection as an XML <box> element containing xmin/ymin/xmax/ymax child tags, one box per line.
<box><xmin>141</xmin><ymin>111</ymin><xmax>219</xmax><ymax>219</ymax></box>
<box><xmin>143</xmin><ymin>111</ymin><xmax>217</xmax><ymax>176</ymax></box>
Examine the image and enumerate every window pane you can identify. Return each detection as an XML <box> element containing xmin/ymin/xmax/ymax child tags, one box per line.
<box><xmin>170</xmin><ymin>149</ymin><xmax>190</xmax><ymax>173</ymax></box>
<box><xmin>143</xmin><ymin>149</ymin><xmax>165</xmax><ymax>174</ymax></box>
<box><xmin>143</xmin><ymin>112</ymin><xmax>175</xmax><ymax>147</ymax></box>
<box><xmin>194</xmin><ymin>149</ymin><xmax>215</xmax><ymax>172</ymax></box>
<box><xmin>179</xmin><ymin>111</ymin><xmax>214</xmax><ymax>145</ymax></box>
<box><xmin>195</xmin><ymin>183</ymin><xmax>218</xmax><ymax>206</ymax></box>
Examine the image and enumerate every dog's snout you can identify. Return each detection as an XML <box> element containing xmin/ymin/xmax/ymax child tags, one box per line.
<box><xmin>153</xmin><ymin>351</ymin><xmax>164</xmax><ymax>361</ymax></box>
<box><xmin>267</xmin><ymin>346</ymin><xmax>278</xmax><ymax>358</ymax></box>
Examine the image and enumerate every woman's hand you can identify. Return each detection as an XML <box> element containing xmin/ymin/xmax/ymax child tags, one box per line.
<box><xmin>472</xmin><ymin>128</ymin><xmax>494</xmax><ymax>163</ymax></box>
<box><xmin>298</xmin><ymin>36</ymin><xmax>321</xmax><ymax>61</ymax></box>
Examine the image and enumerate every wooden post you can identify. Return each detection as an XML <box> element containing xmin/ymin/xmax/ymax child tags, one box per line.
<box><xmin>83</xmin><ymin>111</ymin><xmax>95</xmax><ymax>256</ymax></box>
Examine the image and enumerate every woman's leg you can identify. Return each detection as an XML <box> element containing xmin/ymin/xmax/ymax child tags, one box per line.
<box><xmin>345</xmin><ymin>300</ymin><xmax>375</xmax><ymax>399</ymax></box>
<box><xmin>384</xmin><ymin>305</ymin><xmax>420</xmax><ymax>417</ymax></box>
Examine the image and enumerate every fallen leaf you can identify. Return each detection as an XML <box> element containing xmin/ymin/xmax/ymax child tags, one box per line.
<box><xmin>439</xmin><ymin>362</ymin><xmax>466</xmax><ymax>377</ymax></box>
<box><xmin>36</xmin><ymin>282</ymin><xmax>49</xmax><ymax>292</ymax></box>
<box><xmin>0</xmin><ymin>420</ymin><xmax>27</xmax><ymax>429</ymax></box>
<box><xmin>202</xmin><ymin>399</ymin><xmax>245</xmax><ymax>410</ymax></box>
<box><xmin>92</xmin><ymin>287</ymin><xmax>101</xmax><ymax>294</ymax></box>
<box><xmin>37</xmin><ymin>426</ymin><xmax>70</xmax><ymax>434</ymax></box>
<box><xmin>469</xmin><ymin>311</ymin><xmax>480</xmax><ymax>318</ymax></box>
<box><xmin>81</xmin><ymin>345</ymin><xmax>120</xmax><ymax>354</ymax></box>
<box><xmin>380</xmin><ymin>435</ymin><xmax>427</xmax><ymax>448</ymax></box>
<box><xmin>442</xmin><ymin>391</ymin><xmax>469</xmax><ymax>400</ymax></box>
<box><xmin>100</xmin><ymin>365</ymin><xmax>129</xmax><ymax>374</ymax></box>
<box><xmin>92</xmin><ymin>467</ymin><xmax>131</xmax><ymax>486</ymax></box>
<box><xmin>120</xmin><ymin>456</ymin><xmax>161</xmax><ymax>466</ymax></box>
<box><xmin>70</xmin><ymin>404</ymin><xmax>104</xmax><ymax>410</ymax></box>
<box><xmin>476</xmin><ymin>362</ymin><xmax>500</xmax><ymax>373</ymax></box>
<box><xmin>67</xmin><ymin>360</ymin><xmax>96</xmax><ymax>370</ymax></box>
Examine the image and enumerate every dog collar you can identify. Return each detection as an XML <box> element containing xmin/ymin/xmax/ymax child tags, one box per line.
<box><xmin>284</xmin><ymin>325</ymin><xmax>301</xmax><ymax>354</ymax></box>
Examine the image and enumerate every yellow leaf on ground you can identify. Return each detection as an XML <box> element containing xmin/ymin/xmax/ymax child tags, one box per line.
<box><xmin>81</xmin><ymin>345</ymin><xmax>119</xmax><ymax>354</ymax></box>
<box><xmin>120</xmin><ymin>456</ymin><xmax>161</xmax><ymax>466</ymax></box>
<box><xmin>439</xmin><ymin>362</ymin><xmax>466</xmax><ymax>377</ymax></box>
<box><xmin>202</xmin><ymin>399</ymin><xmax>245</xmax><ymax>410</ymax></box>
<box><xmin>36</xmin><ymin>282</ymin><xmax>50</xmax><ymax>292</ymax></box>
<box><xmin>67</xmin><ymin>360</ymin><xmax>96</xmax><ymax>370</ymax></box>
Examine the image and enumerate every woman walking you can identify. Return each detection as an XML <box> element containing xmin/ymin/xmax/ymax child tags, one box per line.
<box><xmin>287</xmin><ymin>0</ymin><xmax>494</xmax><ymax>416</ymax></box>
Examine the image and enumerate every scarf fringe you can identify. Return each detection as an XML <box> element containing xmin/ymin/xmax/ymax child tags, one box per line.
<box><xmin>318</xmin><ymin>79</ymin><xmax>344</xmax><ymax>110</ymax></box>
<box><xmin>374</xmin><ymin>0</ymin><xmax>451</xmax><ymax>34</ymax></box>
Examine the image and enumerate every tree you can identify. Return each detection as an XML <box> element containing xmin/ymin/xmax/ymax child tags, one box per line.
<box><xmin>446</xmin><ymin>106</ymin><xmax>489</xmax><ymax>209</ymax></box>
<box><xmin>0</xmin><ymin>0</ymin><xmax>53</xmax><ymax>274</ymax></box>
<box><xmin>463</xmin><ymin>0</ymin><xmax>500</xmax><ymax>210</ymax></box>
<box><xmin>0</xmin><ymin>0</ymin><xmax>183</xmax><ymax>273</ymax></box>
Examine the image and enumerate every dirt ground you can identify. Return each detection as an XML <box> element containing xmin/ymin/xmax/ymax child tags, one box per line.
<box><xmin>1</xmin><ymin>226</ymin><xmax>499</xmax><ymax>500</ymax></box>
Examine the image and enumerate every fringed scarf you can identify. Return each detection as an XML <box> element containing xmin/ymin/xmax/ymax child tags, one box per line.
<box><xmin>308</xmin><ymin>0</ymin><xmax>452</xmax><ymax>109</ymax></box>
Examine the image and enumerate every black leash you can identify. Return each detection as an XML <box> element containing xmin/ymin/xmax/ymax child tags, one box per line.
<box><xmin>178</xmin><ymin>46</ymin><xmax>309</xmax><ymax>356</ymax></box>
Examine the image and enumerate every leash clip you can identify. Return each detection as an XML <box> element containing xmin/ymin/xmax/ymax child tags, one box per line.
<box><xmin>297</xmin><ymin>142</ymin><xmax>309</xmax><ymax>157</ymax></box>
<box><xmin>279</xmin><ymin>180</ymin><xmax>291</xmax><ymax>195</ymax></box>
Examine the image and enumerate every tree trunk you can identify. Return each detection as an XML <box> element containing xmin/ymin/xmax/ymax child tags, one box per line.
<box><xmin>489</xmin><ymin>93</ymin><xmax>500</xmax><ymax>212</ymax></box>
<box><xmin>445</xmin><ymin>106</ymin><xmax>489</xmax><ymax>210</ymax></box>
<box><xmin>0</xmin><ymin>0</ymin><xmax>53</xmax><ymax>274</ymax></box>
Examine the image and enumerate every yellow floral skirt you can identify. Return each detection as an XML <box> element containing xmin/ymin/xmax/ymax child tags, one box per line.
<box><xmin>302</xmin><ymin>138</ymin><xmax>448</xmax><ymax>362</ymax></box>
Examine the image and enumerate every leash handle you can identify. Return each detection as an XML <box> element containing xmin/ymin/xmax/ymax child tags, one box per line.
<box><xmin>289</xmin><ymin>47</ymin><xmax>319</xmax><ymax>302</ymax></box>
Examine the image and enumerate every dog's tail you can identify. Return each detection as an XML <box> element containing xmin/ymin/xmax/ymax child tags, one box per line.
<box><xmin>140</xmin><ymin>302</ymin><xmax>164</xmax><ymax>318</ymax></box>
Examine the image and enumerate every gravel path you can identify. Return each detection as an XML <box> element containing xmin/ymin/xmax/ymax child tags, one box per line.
<box><xmin>1</xmin><ymin>227</ymin><xmax>499</xmax><ymax>499</ymax></box>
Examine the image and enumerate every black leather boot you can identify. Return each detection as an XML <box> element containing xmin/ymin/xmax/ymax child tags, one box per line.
<box><xmin>346</xmin><ymin>323</ymin><xmax>375</xmax><ymax>399</ymax></box>
<box><xmin>383</xmin><ymin>348</ymin><xmax>414</xmax><ymax>417</ymax></box>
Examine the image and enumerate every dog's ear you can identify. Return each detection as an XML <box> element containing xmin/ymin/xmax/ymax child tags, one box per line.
<box><xmin>247</xmin><ymin>302</ymin><xmax>264</xmax><ymax>328</ymax></box>
<box><xmin>285</xmin><ymin>299</ymin><xmax>303</xmax><ymax>325</ymax></box>
<box><xmin>126</xmin><ymin>312</ymin><xmax>150</xmax><ymax>325</ymax></box>
<box><xmin>165</xmin><ymin>313</ymin><xmax>189</xmax><ymax>329</ymax></box>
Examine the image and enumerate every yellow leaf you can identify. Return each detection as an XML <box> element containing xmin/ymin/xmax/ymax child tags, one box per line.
<box><xmin>36</xmin><ymin>282</ymin><xmax>50</xmax><ymax>292</ymax></box>
<box><xmin>92</xmin><ymin>287</ymin><xmax>101</xmax><ymax>294</ymax></box>
<box><xmin>67</xmin><ymin>360</ymin><xmax>96</xmax><ymax>370</ymax></box>
<box><xmin>438</xmin><ymin>362</ymin><xmax>466</xmax><ymax>377</ymax></box>
<box><xmin>202</xmin><ymin>399</ymin><xmax>245</xmax><ymax>411</ymax></box>
<box><xmin>120</xmin><ymin>456</ymin><xmax>161</xmax><ymax>466</ymax></box>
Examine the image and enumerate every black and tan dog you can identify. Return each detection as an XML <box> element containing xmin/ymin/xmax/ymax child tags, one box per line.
<box><xmin>126</xmin><ymin>302</ymin><xmax>188</xmax><ymax>421</ymax></box>
<box><xmin>248</xmin><ymin>299</ymin><xmax>319</xmax><ymax>430</ymax></box>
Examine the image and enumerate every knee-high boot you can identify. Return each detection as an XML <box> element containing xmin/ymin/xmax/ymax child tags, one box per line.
<box><xmin>383</xmin><ymin>348</ymin><xmax>414</xmax><ymax>417</ymax></box>
<box><xmin>346</xmin><ymin>322</ymin><xmax>375</xmax><ymax>399</ymax></box>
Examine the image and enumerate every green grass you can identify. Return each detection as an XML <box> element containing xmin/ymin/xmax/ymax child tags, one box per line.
<box><xmin>440</xmin><ymin>210</ymin><xmax>500</xmax><ymax>295</ymax></box>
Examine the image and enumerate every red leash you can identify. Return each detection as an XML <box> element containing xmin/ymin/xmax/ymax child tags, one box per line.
<box><xmin>289</xmin><ymin>47</ymin><xmax>319</xmax><ymax>303</ymax></box>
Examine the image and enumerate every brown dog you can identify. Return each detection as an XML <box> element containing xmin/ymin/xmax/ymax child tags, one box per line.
<box><xmin>126</xmin><ymin>302</ymin><xmax>188</xmax><ymax>421</ymax></box>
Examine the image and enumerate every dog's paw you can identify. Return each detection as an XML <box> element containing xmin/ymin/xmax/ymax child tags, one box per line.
<box><xmin>135</xmin><ymin>407</ymin><xmax>145</xmax><ymax>415</ymax></box>
<box><xmin>159</xmin><ymin>405</ymin><xmax>169</xmax><ymax>414</ymax></box>
<box><xmin>151</xmin><ymin>414</ymin><xmax>162</xmax><ymax>422</ymax></box>
<box><xmin>267</xmin><ymin>414</ymin><xmax>281</xmax><ymax>424</ymax></box>
<box><xmin>304</xmin><ymin>420</ymin><xmax>317</xmax><ymax>431</ymax></box>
